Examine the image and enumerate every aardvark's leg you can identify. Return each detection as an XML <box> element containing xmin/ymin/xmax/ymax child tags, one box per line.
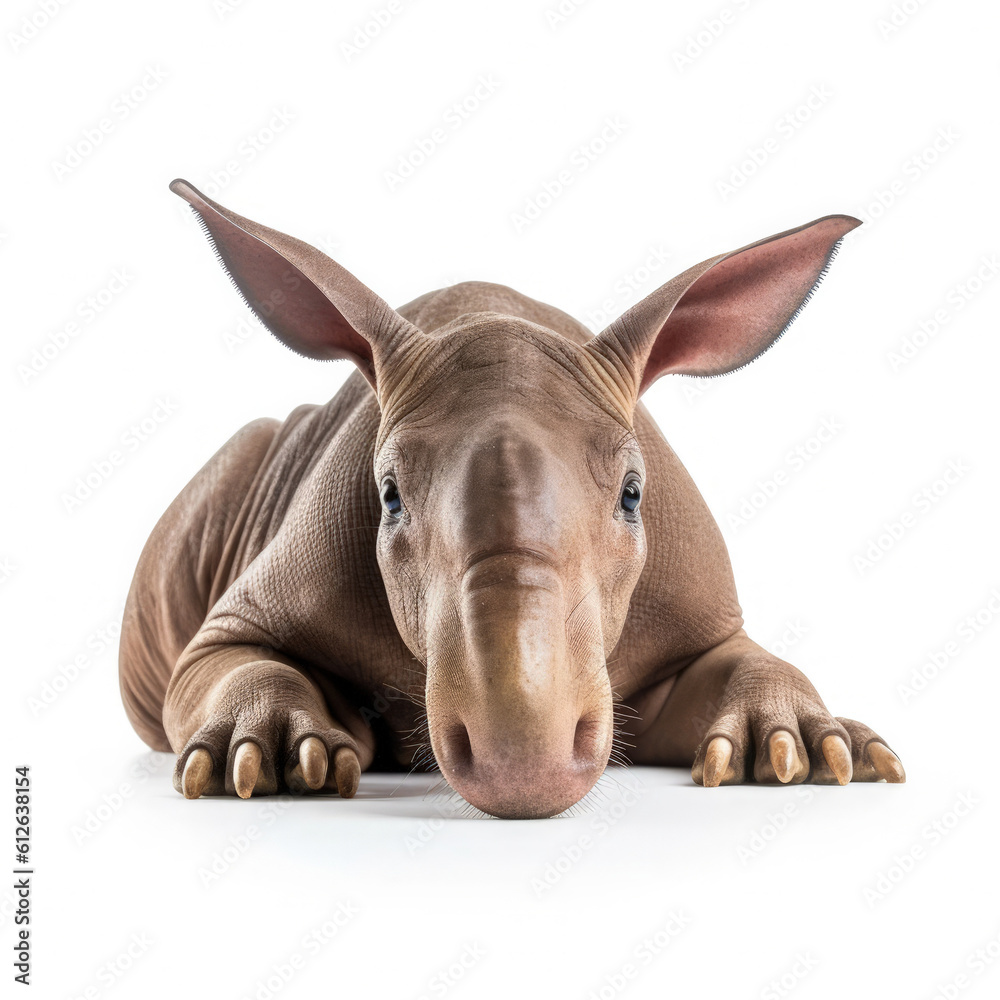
<box><xmin>165</xmin><ymin>644</ymin><xmax>375</xmax><ymax>800</ymax></box>
<box><xmin>629</xmin><ymin>630</ymin><xmax>905</xmax><ymax>786</ymax></box>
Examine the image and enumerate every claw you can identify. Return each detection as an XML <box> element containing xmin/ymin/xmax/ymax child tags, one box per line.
<box><xmin>703</xmin><ymin>736</ymin><xmax>733</xmax><ymax>787</ymax></box>
<box><xmin>822</xmin><ymin>734</ymin><xmax>853</xmax><ymax>785</ymax></box>
<box><xmin>233</xmin><ymin>741</ymin><xmax>262</xmax><ymax>799</ymax></box>
<box><xmin>299</xmin><ymin>737</ymin><xmax>328</xmax><ymax>790</ymax></box>
<box><xmin>182</xmin><ymin>748</ymin><xmax>212</xmax><ymax>799</ymax></box>
<box><xmin>333</xmin><ymin>747</ymin><xmax>360</xmax><ymax>798</ymax></box>
<box><xmin>769</xmin><ymin>730</ymin><xmax>799</xmax><ymax>783</ymax></box>
<box><xmin>868</xmin><ymin>742</ymin><xmax>906</xmax><ymax>783</ymax></box>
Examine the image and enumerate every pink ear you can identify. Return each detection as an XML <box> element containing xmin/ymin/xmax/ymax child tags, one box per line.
<box><xmin>587</xmin><ymin>215</ymin><xmax>861</xmax><ymax>397</ymax></box>
<box><xmin>170</xmin><ymin>179</ymin><xmax>420</xmax><ymax>390</ymax></box>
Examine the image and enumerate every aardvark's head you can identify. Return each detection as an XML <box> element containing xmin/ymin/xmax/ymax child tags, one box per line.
<box><xmin>172</xmin><ymin>178</ymin><xmax>857</xmax><ymax>818</ymax></box>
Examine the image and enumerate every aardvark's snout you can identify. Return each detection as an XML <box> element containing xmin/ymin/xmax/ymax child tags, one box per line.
<box><xmin>426</xmin><ymin>553</ymin><xmax>613</xmax><ymax>819</ymax></box>
<box><xmin>434</xmin><ymin>704</ymin><xmax>612</xmax><ymax>819</ymax></box>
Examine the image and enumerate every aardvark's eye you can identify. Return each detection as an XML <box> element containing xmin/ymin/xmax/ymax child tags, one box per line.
<box><xmin>380</xmin><ymin>477</ymin><xmax>403</xmax><ymax>518</ymax></box>
<box><xmin>620</xmin><ymin>477</ymin><xmax>642</xmax><ymax>514</ymax></box>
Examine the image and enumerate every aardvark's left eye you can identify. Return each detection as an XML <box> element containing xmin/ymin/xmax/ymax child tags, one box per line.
<box><xmin>380</xmin><ymin>477</ymin><xmax>404</xmax><ymax>518</ymax></box>
<box><xmin>620</xmin><ymin>477</ymin><xmax>642</xmax><ymax>514</ymax></box>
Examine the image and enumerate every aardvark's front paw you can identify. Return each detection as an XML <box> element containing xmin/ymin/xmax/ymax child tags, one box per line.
<box><xmin>691</xmin><ymin>659</ymin><xmax>905</xmax><ymax>787</ymax></box>
<box><xmin>171</xmin><ymin>662</ymin><xmax>362</xmax><ymax>800</ymax></box>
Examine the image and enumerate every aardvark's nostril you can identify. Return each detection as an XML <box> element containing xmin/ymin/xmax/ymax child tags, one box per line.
<box><xmin>439</xmin><ymin>722</ymin><xmax>473</xmax><ymax>774</ymax></box>
<box><xmin>573</xmin><ymin>714</ymin><xmax>606</xmax><ymax>763</ymax></box>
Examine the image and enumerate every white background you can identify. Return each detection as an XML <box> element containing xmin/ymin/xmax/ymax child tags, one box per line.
<box><xmin>4</xmin><ymin>1</ymin><xmax>999</xmax><ymax>997</ymax></box>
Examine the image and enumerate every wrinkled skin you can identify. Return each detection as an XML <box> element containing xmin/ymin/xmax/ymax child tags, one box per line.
<box><xmin>118</xmin><ymin>181</ymin><xmax>905</xmax><ymax>819</ymax></box>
